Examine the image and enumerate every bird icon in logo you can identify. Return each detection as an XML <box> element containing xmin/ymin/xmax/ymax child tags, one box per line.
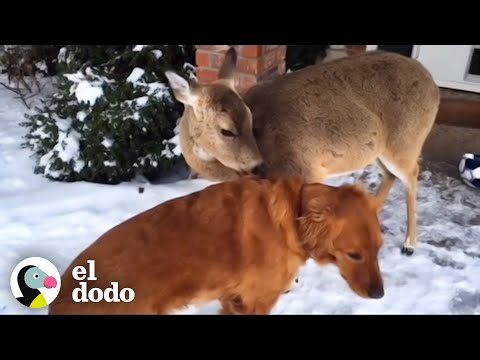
<box><xmin>15</xmin><ymin>264</ymin><xmax>58</xmax><ymax>308</ymax></box>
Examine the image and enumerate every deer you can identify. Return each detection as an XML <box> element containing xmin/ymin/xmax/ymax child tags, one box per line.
<box><xmin>164</xmin><ymin>47</ymin><xmax>440</xmax><ymax>256</ymax></box>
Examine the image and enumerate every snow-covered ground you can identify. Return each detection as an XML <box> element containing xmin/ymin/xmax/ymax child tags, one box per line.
<box><xmin>1</xmin><ymin>75</ymin><xmax>480</xmax><ymax>315</ymax></box>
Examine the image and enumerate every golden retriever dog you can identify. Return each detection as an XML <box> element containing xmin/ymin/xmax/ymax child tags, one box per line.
<box><xmin>48</xmin><ymin>177</ymin><xmax>384</xmax><ymax>315</ymax></box>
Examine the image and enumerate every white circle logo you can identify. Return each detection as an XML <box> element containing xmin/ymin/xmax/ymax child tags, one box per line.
<box><xmin>10</xmin><ymin>257</ymin><xmax>61</xmax><ymax>309</ymax></box>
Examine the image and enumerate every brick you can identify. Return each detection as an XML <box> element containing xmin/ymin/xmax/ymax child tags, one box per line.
<box><xmin>239</xmin><ymin>45</ymin><xmax>265</xmax><ymax>58</ymax></box>
<box><xmin>196</xmin><ymin>45</ymin><xmax>230</xmax><ymax>51</ymax></box>
<box><xmin>240</xmin><ymin>74</ymin><xmax>257</xmax><ymax>90</ymax></box>
<box><xmin>236</xmin><ymin>49</ymin><xmax>285</xmax><ymax>75</ymax></box>
<box><xmin>265</xmin><ymin>45</ymin><xmax>279</xmax><ymax>52</ymax></box>
<box><xmin>210</xmin><ymin>52</ymin><xmax>227</xmax><ymax>69</ymax></box>
<box><xmin>195</xmin><ymin>45</ymin><xmax>286</xmax><ymax>86</ymax></box>
<box><xmin>196</xmin><ymin>48</ymin><xmax>231</xmax><ymax>69</ymax></box>
<box><xmin>197</xmin><ymin>68</ymin><xmax>219</xmax><ymax>83</ymax></box>
<box><xmin>195</xmin><ymin>45</ymin><xmax>213</xmax><ymax>50</ymax></box>
<box><xmin>236</xmin><ymin>57</ymin><xmax>262</xmax><ymax>75</ymax></box>
<box><xmin>276</xmin><ymin>46</ymin><xmax>287</xmax><ymax>62</ymax></box>
<box><xmin>195</xmin><ymin>50</ymin><xmax>211</xmax><ymax>68</ymax></box>
<box><xmin>262</xmin><ymin>50</ymin><xmax>278</xmax><ymax>71</ymax></box>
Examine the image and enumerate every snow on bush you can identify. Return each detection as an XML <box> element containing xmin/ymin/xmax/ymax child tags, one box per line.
<box><xmin>21</xmin><ymin>45</ymin><xmax>196</xmax><ymax>184</ymax></box>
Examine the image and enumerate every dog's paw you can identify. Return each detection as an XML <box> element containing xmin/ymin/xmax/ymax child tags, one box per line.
<box><xmin>401</xmin><ymin>246</ymin><xmax>414</xmax><ymax>256</ymax></box>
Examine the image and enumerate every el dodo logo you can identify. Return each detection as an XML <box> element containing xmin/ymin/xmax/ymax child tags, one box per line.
<box><xmin>10</xmin><ymin>257</ymin><xmax>60</xmax><ymax>309</ymax></box>
<box><xmin>72</xmin><ymin>260</ymin><xmax>135</xmax><ymax>303</ymax></box>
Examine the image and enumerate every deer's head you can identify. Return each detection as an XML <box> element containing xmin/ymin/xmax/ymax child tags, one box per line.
<box><xmin>165</xmin><ymin>47</ymin><xmax>264</xmax><ymax>177</ymax></box>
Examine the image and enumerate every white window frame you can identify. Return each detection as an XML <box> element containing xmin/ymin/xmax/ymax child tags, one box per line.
<box><xmin>366</xmin><ymin>45</ymin><xmax>480</xmax><ymax>93</ymax></box>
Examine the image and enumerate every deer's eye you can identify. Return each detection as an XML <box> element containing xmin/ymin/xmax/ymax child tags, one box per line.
<box><xmin>221</xmin><ymin>129</ymin><xmax>236</xmax><ymax>137</ymax></box>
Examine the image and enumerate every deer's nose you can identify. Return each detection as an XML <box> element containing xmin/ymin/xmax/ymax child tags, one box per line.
<box><xmin>251</xmin><ymin>164</ymin><xmax>266</xmax><ymax>178</ymax></box>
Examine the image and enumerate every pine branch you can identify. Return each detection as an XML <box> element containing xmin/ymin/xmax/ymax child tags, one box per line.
<box><xmin>0</xmin><ymin>78</ymin><xmax>44</xmax><ymax>109</ymax></box>
<box><xmin>0</xmin><ymin>80</ymin><xmax>23</xmax><ymax>95</ymax></box>
<box><xmin>14</xmin><ymin>93</ymin><xmax>31</xmax><ymax>109</ymax></box>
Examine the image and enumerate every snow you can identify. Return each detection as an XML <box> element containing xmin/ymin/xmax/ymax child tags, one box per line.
<box><xmin>101</xmin><ymin>137</ymin><xmax>114</xmax><ymax>148</ymax></box>
<box><xmin>134</xmin><ymin>96</ymin><xmax>149</xmax><ymax>108</ymax></box>
<box><xmin>126</xmin><ymin>67</ymin><xmax>145</xmax><ymax>84</ymax></box>
<box><xmin>126</xmin><ymin>68</ymin><xmax>172</xmax><ymax>103</ymax></box>
<box><xmin>161</xmin><ymin>139</ymin><xmax>176</xmax><ymax>159</ymax></box>
<box><xmin>38</xmin><ymin>116</ymin><xmax>84</xmax><ymax>177</ymax></box>
<box><xmin>166</xmin><ymin>134</ymin><xmax>182</xmax><ymax>157</ymax></box>
<box><xmin>151</xmin><ymin>49</ymin><xmax>163</xmax><ymax>59</ymax></box>
<box><xmin>145</xmin><ymin>82</ymin><xmax>171</xmax><ymax>100</ymax></box>
<box><xmin>57</xmin><ymin>47</ymin><xmax>67</xmax><ymax>63</ymax></box>
<box><xmin>31</xmin><ymin>127</ymin><xmax>49</xmax><ymax>140</ymax></box>
<box><xmin>76</xmin><ymin>111</ymin><xmax>87</xmax><ymax>122</ymax></box>
<box><xmin>133</xmin><ymin>45</ymin><xmax>148</xmax><ymax>52</ymax></box>
<box><xmin>35</xmin><ymin>61</ymin><xmax>47</xmax><ymax>72</ymax></box>
<box><xmin>74</xmin><ymin>81</ymin><xmax>104</xmax><ymax>106</ymax></box>
<box><xmin>64</xmin><ymin>68</ymin><xmax>111</xmax><ymax>106</ymax></box>
<box><xmin>1</xmin><ymin>74</ymin><xmax>480</xmax><ymax>315</ymax></box>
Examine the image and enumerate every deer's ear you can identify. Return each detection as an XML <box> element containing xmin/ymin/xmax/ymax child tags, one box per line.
<box><xmin>165</xmin><ymin>71</ymin><xmax>198</xmax><ymax>106</ymax></box>
<box><xmin>218</xmin><ymin>47</ymin><xmax>238</xmax><ymax>90</ymax></box>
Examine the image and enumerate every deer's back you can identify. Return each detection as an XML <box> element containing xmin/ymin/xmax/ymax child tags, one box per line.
<box><xmin>243</xmin><ymin>51</ymin><xmax>440</xmax><ymax>178</ymax></box>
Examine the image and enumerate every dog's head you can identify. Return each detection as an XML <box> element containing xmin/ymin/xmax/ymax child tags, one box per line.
<box><xmin>298</xmin><ymin>183</ymin><xmax>384</xmax><ymax>299</ymax></box>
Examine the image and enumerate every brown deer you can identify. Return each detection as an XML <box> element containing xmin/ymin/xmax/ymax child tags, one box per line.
<box><xmin>164</xmin><ymin>48</ymin><xmax>440</xmax><ymax>255</ymax></box>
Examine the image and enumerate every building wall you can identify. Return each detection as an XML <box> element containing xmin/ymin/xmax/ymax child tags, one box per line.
<box><xmin>194</xmin><ymin>45</ymin><xmax>368</xmax><ymax>92</ymax></box>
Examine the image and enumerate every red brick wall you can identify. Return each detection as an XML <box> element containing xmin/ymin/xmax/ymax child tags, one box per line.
<box><xmin>195</xmin><ymin>45</ymin><xmax>287</xmax><ymax>92</ymax></box>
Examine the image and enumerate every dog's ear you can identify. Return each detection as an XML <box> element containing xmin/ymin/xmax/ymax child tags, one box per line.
<box><xmin>298</xmin><ymin>184</ymin><xmax>341</xmax><ymax>255</ymax></box>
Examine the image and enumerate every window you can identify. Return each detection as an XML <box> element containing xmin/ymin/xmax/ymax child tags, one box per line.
<box><xmin>467</xmin><ymin>46</ymin><xmax>480</xmax><ymax>78</ymax></box>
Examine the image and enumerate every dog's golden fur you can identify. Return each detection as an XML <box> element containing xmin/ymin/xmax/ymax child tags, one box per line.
<box><xmin>49</xmin><ymin>177</ymin><xmax>384</xmax><ymax>315</ymax></box>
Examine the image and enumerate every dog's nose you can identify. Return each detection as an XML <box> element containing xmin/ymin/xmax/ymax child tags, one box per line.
<box><xmin>368</xmin><ymin>286</ymin><xmax>384</xmax><ymax>299</ymax></box>
<box><xmin>251</xmin><ymin>164</ymin><xmax>266</xmax><ymax>177</ymax></box>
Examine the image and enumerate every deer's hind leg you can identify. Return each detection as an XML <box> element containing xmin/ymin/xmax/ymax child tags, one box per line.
<box><xmin>378</xmin><ymin>154</ymin><xmax>420</xmax><ymax>256</ymax></box>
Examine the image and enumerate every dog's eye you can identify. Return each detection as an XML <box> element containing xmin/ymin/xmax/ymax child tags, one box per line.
<box><xmin>347</xmin><ymin>252</ymin><xmax>362</xmax><ymax>261</ymax></box>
